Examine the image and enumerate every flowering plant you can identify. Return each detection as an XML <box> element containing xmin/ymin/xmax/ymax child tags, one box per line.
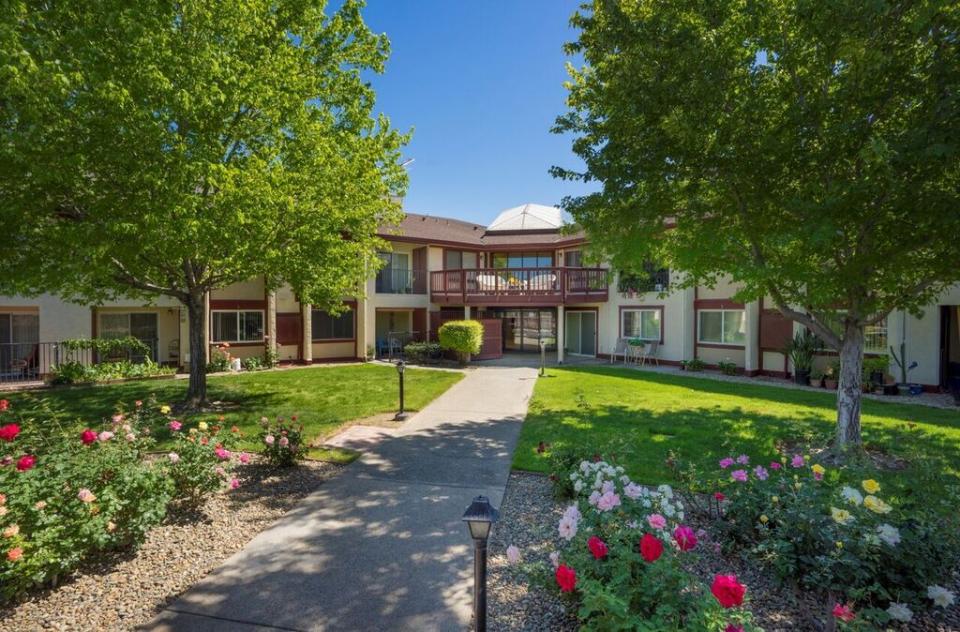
<box><xmin>164</xmin><ymin>413</ymin><xmax>241</xmax><ymax>503</ymax></box>
<box><xmin>0</xmin><ymin>399</ymin><xmax>172</xmax><ymax>600</ymax></box>
<box><xmin>258</xmin><ymin>416</ymin><xmax>305</xmax><ymax>467</ymax></box>
<box><xmin>698</xmin><ymin>451</ymin><xmax>960</xmax><ymax>626</ymax></box>
<box><xmin>536</xmin><ymin>459</ymin><xmax>755</xmax><ymax>630</ymax></box>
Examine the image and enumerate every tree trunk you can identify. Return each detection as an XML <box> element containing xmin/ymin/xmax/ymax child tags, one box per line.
<box><xmin>836</xmin><ymin>324</ymin><xmax>864</xmax><ymax>447</ymax></box>
<box><xmin>185</xmin><ymin>295</ymin><xmax>207</xmax><ymax>407</ymax></box>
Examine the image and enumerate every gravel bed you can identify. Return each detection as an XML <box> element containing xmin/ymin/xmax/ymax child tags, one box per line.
<box><xmin>490</xmin><ymin>471</ymin><xmax>959</xmax><ymax>631</ymax></box>
<box><xmin>0</xmin><ymin>458</ymin><xmax>342</xmax><ymax>632</ymax></box>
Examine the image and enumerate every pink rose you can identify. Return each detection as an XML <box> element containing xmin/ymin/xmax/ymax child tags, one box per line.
<box><xmin>214</xmin><ymin>447</ymin><xmax>231</xmax><ymax>460</ymax></box>
<box><xmin>731</xmin><ymin>469</ymin><xmax>748</xmax><ymax>482</ymax></box>
<box><xmin>646</xmin><ymin>513</ymin><xmax>667</xmax><ymax>530</ymax></box>
<box><xmin>791</xmin><ymin>454</ymin><xmax>805</xmax><ymax>468</ymax></box>
<box><xmin>168</xmin><ymin>452</ymin><xmax>180</xmax><ymax>463</ymax></box>
<box><xmin>279</xmin><ymin>436</ymin><xmax>290</xmax><ymax>448</ymax></box>
<box><xmin>769</xmin><ymin>461</ymin><xmax>781</xmax><ymax>470</ymax></box>
<box><xmin>168</xmin><ymin>420</ymin><xmax>182</xmax><ymax>431</ymax></box>
<box><xmin>753</xmin><ymin>466</ymin><xmax>768</xmax><ymax>480</ymax></box>
<box><xmin>673</xmin><ymin>525</ymin><xmax>698</xmax><ymax>551</ymax></box>
<box><xmin>719</xmin><ymin>457</ymin><xmax>734</xmax><ymax>469</ymax></box>
<box><xmin>16</xmin><ymin>455</ymin><xmax>35</xmax><ymax>472</ymax></box>
<box><xmin>98</xmin><ymin>431</ymin><xmax>114</xmax><ymax>442</ymax></box>
<box><xmin>77</xmin><ymin>488</ymin><xmax>96</xmax><ymax>503</ymax></box>
<box><xmin>80</xmin><ymin>429</ymin><xmax>97</xmax><ymax>445</ymax></box>
<box><xmin>736</xmin><ymin>454</ymin><xmax>750</xmax><ymax>465</ymax></box>
<box><xmin>229</xmin><ymin>478</ymin><xmax>240</xmax><ymax>490</ymax></box>
<box><xmin>239</xmin><ymin>452</ymin><xmax>250</xmax><ymax>464</ymax></box>
<box><xmin>264</xmin><ymin>435</ymin><xmax>275</xmax><ymax>446</ymax></box>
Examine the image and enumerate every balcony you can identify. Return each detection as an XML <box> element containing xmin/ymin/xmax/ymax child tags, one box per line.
<box><xmin>430</xmin><ymin>267</ymin><xmax>609</xmax><ymax>305</ymax></box>
<box><xmin>617</xmin><ymin>268</ymin><xmax>670</xmax><ymax>295</ymax></box>
<box><xmin>375</xmin><ymin>268</ymin><xmax>426</xmax><ymax>294</ymax></box>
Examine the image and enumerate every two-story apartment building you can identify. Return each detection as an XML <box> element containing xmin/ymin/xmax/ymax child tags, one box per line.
<box><xmin>2</xmin><ymin>203</ymin><xmax>959</xmax><ymax>392</ymax></box>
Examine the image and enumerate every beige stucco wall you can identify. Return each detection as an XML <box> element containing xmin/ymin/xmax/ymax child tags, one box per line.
<box><xmin>697</xmin><ymin>276</ymin><xmax>741</xmax><ymax>300</ymax></box>
<box><xmin>312</xmin><ymin>341</ymin><xmax>355</xmax><ymax>359</ymax></box>
<box><xmin>698</xmin><ymin>346</ymin><xmax>746</xmax><ymax>367</ymax></box>
<box><xmin>213</xmin><ymin>278</ymin><xmax>265</xmax><ymax>300</ymax></box>
<box><xmin>276</xmin><ymin>284</ymin><xmax>299</xmax><ymax>313</ymax></box>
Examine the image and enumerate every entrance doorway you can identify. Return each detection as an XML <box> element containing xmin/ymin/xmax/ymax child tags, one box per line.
<box><xmin>565</xmin><ymin>310</ymin><xmax>597</xmax><ymax>356</ymax></box>
<box><xmin>481</xmin><ymin>308</ymin><xmax>556</xmax><ymax>352</ymax></box>
<box><xmin>941</xmin><ymin>306</ymin><xmax>960</xmax><ymax>392</ymax></box>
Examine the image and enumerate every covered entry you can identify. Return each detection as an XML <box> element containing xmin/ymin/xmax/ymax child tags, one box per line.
<box><xmin>565</xmin><ymin>310</ymin><xmax>597</xmax><ymax>356</ymax></box>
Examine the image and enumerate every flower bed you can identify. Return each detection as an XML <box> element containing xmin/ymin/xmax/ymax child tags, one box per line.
<box><xmin>0</xmin><ymin>397</ymin><xmax>249</xmax><ymax>602</ymax></box>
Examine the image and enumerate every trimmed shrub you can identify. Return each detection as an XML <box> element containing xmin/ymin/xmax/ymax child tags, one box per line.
<box><xmin>437</xmin><ymin>320</ymin><xmax>483</xmax><ymax>365</ymax></box>
<box><xmin>403</xmin><ymin>342</ymin><xmax>442</xmax><ymax>364</ymax></box>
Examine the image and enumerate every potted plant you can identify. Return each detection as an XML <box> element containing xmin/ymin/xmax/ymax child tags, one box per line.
<box><xmin>824</xmin><ymin>360</ymin><xmax>839</xmax><ymax>390</ymax></box>
<box><xmin>889</xmin><ymin>344</ymin><xmax>919</xmax><ymax>396</ymax></box>
<box><xmin>784</xmin><ymin>330</ymin><xmax>820</xmax><ymax>385</ymax></box>
<box><xmin>809</xmin><ymin>367</ymin><xmax>824</xmax><ymax>388</ymax></box>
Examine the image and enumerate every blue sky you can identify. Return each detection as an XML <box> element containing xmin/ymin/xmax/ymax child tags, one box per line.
<box><xmin>361</xmin><ymin>1</ymin><xmax>598</xmax><ymax>225</ymax></box>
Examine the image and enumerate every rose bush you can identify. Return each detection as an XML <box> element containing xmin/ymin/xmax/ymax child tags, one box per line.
<box><xmin>0</xmin><ymin>399</ymin><xmax>172</xmax><ymax>600</ymax></box>
<box><xmin>695</xmin><ymin>451</ymin><xmax>960</xmax><ymax>627</ymax></box>
<box><xmin>0</xmin><ymin>399</ymin><xmax>248</xmax><ymax>601</ymax></box>
<box><xmin>258</xmin><ymin>416</ymin><xmax>305</xmax><ymax>467</ymax></box>
<box><xmin>530</xmin><ymin>459</ymin><xmax>756</xmax><ymax>630</ymax></box>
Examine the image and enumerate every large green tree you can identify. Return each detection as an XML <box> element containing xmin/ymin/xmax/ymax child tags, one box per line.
<box><xmin>554</xmin><ymin>0</ymin><xmax>960</xmax><ymax>447</ymax></box>
<box><xmin>0</xmin><ymin>0</ymin><xmax>407</xmax><ymax>405</ymax></box>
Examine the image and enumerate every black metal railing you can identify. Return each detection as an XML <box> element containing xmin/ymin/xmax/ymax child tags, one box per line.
<box><xmin>378</xmin><ymin>330</ymin><xmax>423</xmax><ymax>361</ymax></box>
<box><xmin>618</xmin><ymin>268</ymin><xmax>670</xmax><ymax>294</ymax></box>
<box><xmin>375</xmin><ymin>268</ymin><xmax>426</xmax><ymax>294</ymax></box>
<box><xmin>0</xmin><ymin>339</ymin><xmax>159</xmax><ymax>385</ymax></box>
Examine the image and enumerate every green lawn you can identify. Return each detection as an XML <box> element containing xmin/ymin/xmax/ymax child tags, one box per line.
<box><xmin>515</xmin><ymin>366</ymin><xmax>960</xmax><ymax>490</ymax></box>
<box><xmin>8</xmin><ymin>364</ymin><xmax>462</xmax><ymax>457</ymax></box>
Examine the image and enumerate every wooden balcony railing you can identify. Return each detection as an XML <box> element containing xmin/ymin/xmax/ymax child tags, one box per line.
<box><xmin>429</xmin><ymin>267</ymin><xmax>609</xmax><ymax>305</ymax></box>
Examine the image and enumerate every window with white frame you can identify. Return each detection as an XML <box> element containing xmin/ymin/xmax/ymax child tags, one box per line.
<box><xmin>211</xmin><ymin>310</ymin><xmax>263</xmax><ymax>343</ymax></box>
<box><xmin>820</xmin><ymin>312</ymin><xmax>888</xmax><ymax>353</ymax></box>
<box><xmin>698</xmin><ymin>309</ymin><xmax>746</xmax><ymax>345</ymax></box>
<box><xmin>622</xmin><ymin>308</ymin><xmax>661</xmax><ymax>341</ymax></box>
<box><xmin>312</xmin><ymin>306</ymin><xmax>354</xmax><ymax>341</ymax></box>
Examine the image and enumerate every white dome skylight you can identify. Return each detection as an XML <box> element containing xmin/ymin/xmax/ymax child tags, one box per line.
<box><xmin>487</xmin><ymin>203</ymin><xmax>564</xmax><ymax>232</ymax></box>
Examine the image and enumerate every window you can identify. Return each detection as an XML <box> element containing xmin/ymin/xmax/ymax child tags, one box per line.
<box><xmin>564</xmin><ymin>250</ymin><xmax>582</xmax><ymax>267</ymax></box>
<box><xmin>212</xmin><ymin>311</ymin><xmax>263</xmax><ymax>343</ymax></box>
<box><xmin>698</xmin><ymin>310</ymin><xmax>746</xmax><ymax>345</ymax></box>
<box><xmin>622</xmin><ymin>309</ymin><xmax>661</xmax><ymax>341</ymax></box>
<box><xmin>492</xmin><ymin>252</ymin><xmax>553</xmax><ymax>269</ymax></box>
<box><xmin>312</xmin><ymin>306</ymin><xmax>354</xmax><ymax>341</ymax></box>
<box><xmin>820</xmin><ymin>311</ymin><xmax>888</xmax><ymax>353</ymax></box>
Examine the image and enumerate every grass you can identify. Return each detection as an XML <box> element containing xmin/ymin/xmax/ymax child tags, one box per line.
<box><xmin>514</xmin><ymin>366</ymin><xmax>960</xmax><ymax>492</ymax></box>
<box><xmin>8</xmin><ymin>364</ymin><xmax>462</xmax><ymax>456</ymax></box>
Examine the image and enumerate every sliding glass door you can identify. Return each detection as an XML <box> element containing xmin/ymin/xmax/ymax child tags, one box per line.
<box><xmin>565</xmin><ymin>311</ymin><xmax>597</xmax><ymax>356</ymax></box>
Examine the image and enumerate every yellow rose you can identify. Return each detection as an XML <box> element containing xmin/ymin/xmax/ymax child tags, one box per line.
<box><xmin>862</xmin><ymin>479</ymin><xmax>881</xmax><ymax>494</ymax></box>
<box><xmin>836</xmin><ymin>541</ymin><xmax>843</xmax><ymax>549</ymax></box>
<box><xmin>760</xmin><ymin>515</ymin><xmax>769</xmax><ymax>524</ymax></box>
<box><xmin>160</xmin><ymin>405</ymin><xmax>171</xmax><ymax>415</ymax></box>
<box><xmin>811</xmin><ymin>464</ymin><xmax>825</xmax><ymax>476</ymax></box>
<box><xmin>198</xmin><ymin>421</ymin><xmax>209</xmax><ymax>431</ymax></box>
<box><xmin>831</xmin><ymin>507</ymin><xmax>853</xmax><ymax>525</ymax></box>
<box><xmin>794</xmin><ymin>482</ymin><xmax>803</xmax><ymax>490</ymax></box>
<box><xmin>863</xmin><ymin>495</ymin><xmax>892</xmax><ymax>514</ymax></box>
<box><xmin>771</xmin><ymin>496</ymin><xmax>779</xmax><ymax>503</ymax></box>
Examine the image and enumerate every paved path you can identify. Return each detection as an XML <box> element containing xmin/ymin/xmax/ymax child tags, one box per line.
<box><xmin>146</xmin><ymin>366</ymin><xmax>538</xmax><ymax>632</ymax></box>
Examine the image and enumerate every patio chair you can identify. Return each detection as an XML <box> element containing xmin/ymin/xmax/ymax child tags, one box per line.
<box><xmin>609</xmin><ymin>337</ymin><xmax>630</xmax><ymax>364</ymax></box>
<box><xmin>639</xmin><ymin>340</ymin><xmax>660</xmax><ymax>366</ymax></box>
<box><xmin>626</xmin><ymin>340</ymin><xmax>646</xmax><ymax>364</ymax></box>
<box><xmin>10</xmin><ymin>343</ymin><xmax>39</xmax><ymax>380</ymax></box>
<box><xmin>528</xmin><ymin>272</ymin><xmax>557</xmax><ymax>293</ymax></box>
<box><xmin>476</xmin><ymin>274</ymin><xmax>498</xmax><ymax>292</ymax></box>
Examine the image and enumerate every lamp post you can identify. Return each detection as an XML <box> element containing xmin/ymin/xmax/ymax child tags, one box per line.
<box><xmin>462</xmin><ymin>495</ymin><xmax>499</xmax><ymax>632</ymax></box>
<box><xmin>394</xmin><ymin>359</ymin><xmax>409</xmax><ymax>421</ymax></box>
<box><xmin>539</xmin><ymin>337</ymin><xmax>547</xmax><ymax>377</ymax></box>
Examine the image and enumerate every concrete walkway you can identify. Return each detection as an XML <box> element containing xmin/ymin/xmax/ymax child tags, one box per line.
<box><xmin>146</xmin><ymin>366</ymin><xmax>538</xmax><ymax>632</ymax></box>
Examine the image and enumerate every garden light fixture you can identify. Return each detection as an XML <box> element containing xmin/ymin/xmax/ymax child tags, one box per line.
<box><xmin>394</xmin><ymin>360</ymin><xmax>409</xmax><ymax>421</ymax></box>
<box><xmin>462</xmin><ymin>495</ymin><xmax>499</xmax><ymax>631</ymax></box>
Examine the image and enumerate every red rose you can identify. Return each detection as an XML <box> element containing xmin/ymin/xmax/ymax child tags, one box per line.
<box><xmin>714</xmin><ymin>492</ymin><xmax>725</xmax><ymax>501</ymax></box>
<box><xmin>555</xmin><ymin>564</ymin><xmax>577</xmax><ymax>592</ymax></box>
<box><xmin>16</xmin><ymin>455</ymin><xmax>36</xmax><ymax>472</ymax></box>
<box><xmin>832</xmin><ymin>603</ymin><xmax>855</xmax><ymax>622</ymax></box>
<box><xmin>0</xmin><ymin>399</ymin><xmax>9</xmax><ymax>411</ymax></box>
<box><xmin>587</xmin><ymin>536</ymin><xmax>608</xmax><ymax>560</ymax></box>
<box><xmin>80</xmin><ymin>429</ymin><xmax>97</xmax><ymax>445</ymax></box>
<box><xmin>673</xmin><ymin>525</ymin><xmax>698</xmax><ymax>551</ymax></box>
<box><xmin>711</xmin><ymin>574</ymin><xmax>746</xmax><ymax>608</ymax></box>
<box><xmin>639</xmin><ymin>533</ymin><xmax>663</xmax><ymax>562</ymax></box>
<box><xmin>725</xmin><ymin>625</ymin><xmax>744</xmax><ymax>632</ymax></box>
<box><xmin>0</xmin><ymin>423</ymin><xmax>21</xmax><ymax>442</ymax></box>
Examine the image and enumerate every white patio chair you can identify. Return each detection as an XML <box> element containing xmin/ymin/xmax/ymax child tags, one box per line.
<box><xmin>528</xmin><ymin>273</ymin><xmax>557</xmax><ymax>292</ymax></box>
<box><xmin>626</xmin><ymin>340</ymin><xmax>646</xmax><ymax>364</ymax></box>
<box><xmin>610</xmin><ymin>337</ymin><xmax>630</xmax><ymax>364</ymax></box>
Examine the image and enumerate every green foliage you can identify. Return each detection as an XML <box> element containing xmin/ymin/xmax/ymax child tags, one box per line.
<box><xmin>547</xmin><ymin>446</ymin><xmax>594</xmax><ymax>500</ymax></box>
<box><xmin>437</xmin><ymin>321</ymin><xmax>483</xmax><ymax>364</ymax></box>
<box><xmin>542</xmin><ymin>460</ymin><xmax>756</xmax><ymax>630</ymax></box>
<box><xmin>206</xmin><ymin>345</ymin><xmax>232</xmax><ymax>374</ymax></box>
<box><xmin>784</xmin><ymin>331</ymin><xmax>822</xmax><ymax>372</ymax></box>
<box><xmin>403</xmin><ymin>342</ymin><xmax>442</xmax><ymax>364</ymax></box>
<box><xmin>717</xmin><ymin>360</ymin><xmax>738</xmax><ymax>376</ymax></box>
<box><xmin>241</xmin><ymin>356</ymin><xmax>266</xmax><ymax>371</ymax></box>
<box><xmin>59</xmin><ymin>337</ymin><xmax>151</xmax><ymax>359</ymax></box>
<box><xmin>554</xmin><ymin>0</ymin><xmax>960</xmax><ymax>441</ymax></box>
<box><xmin>257</xmin><ymin>416</ymin><xmax>305</xmax><ymax>467</ymax></box>
<box><xmin>0</xmin><ymin>399</ymin><xmax>173</xmax><ymax>600</ymax></box>
<box><xmin>262</xmin><ymin>346</ymin><xmax>279</xmax><ymax>369</ymax></box>
<box><xmin>696</xmin><ymin>453</ymin><xmax>960</xmax><ymax>625</ymax></box>
<box><xmin>49</xmin><ymin>359</ymin><xmax>174</xmax><ymax>385</ymax></box>
<box><xmin>681</xmin><ymin>358</ymin><xmax>706</xmax><ymax>372</ymax></box>
<box><xmin>0</xmin><ymin>0</ymin><xmax>409</xmax><ymax>403</ymax></box>
<box><xmin>862</xmin><ymin>357</ymin><xmax>891</xmax><ymax>385</ymax></box>
<box><xmin>164</xmin><ymin>416</ymin><xmax>240</xmax><ymax>504</ymax></box>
